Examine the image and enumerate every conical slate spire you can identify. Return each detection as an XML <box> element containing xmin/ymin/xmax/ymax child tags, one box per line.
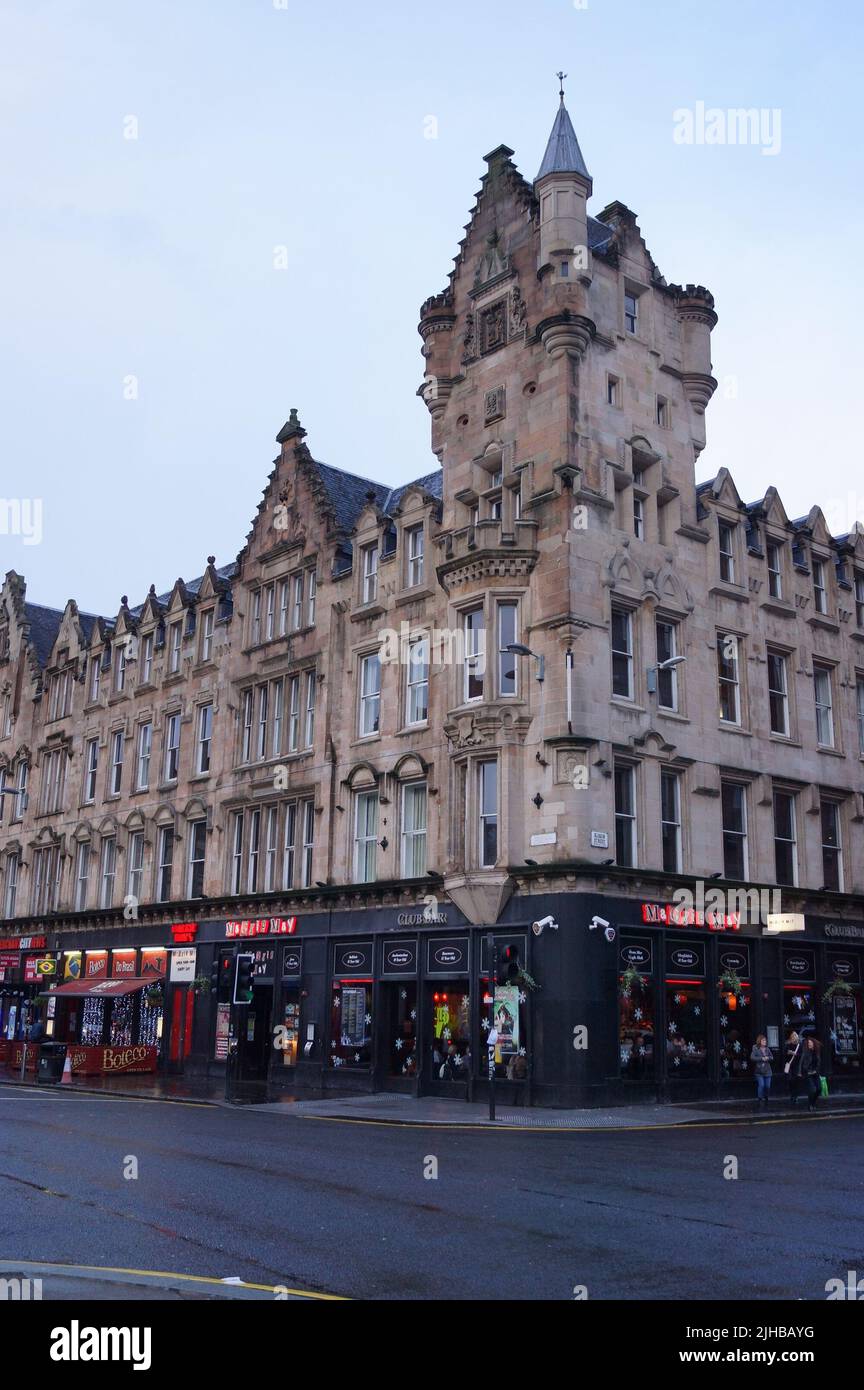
<box><xmin>535</xmin><ymin>98</ymin><xmax>591</xmax><ymax>183</ymax></box>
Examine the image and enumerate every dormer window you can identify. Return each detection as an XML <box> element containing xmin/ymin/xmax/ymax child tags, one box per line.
<box><xmin>362</xmin><ymin>543</ymin><xmax>379</xmax><ymax>605</ymax></box>
<box><xmin>766</xmin><ymin>540</ymin><xmax>783</xmax><ymax>599</ymax></box>
<box><xmin>812</xmin><ymin>557</ymin><xmax>828</xmax><ymax>614</ymax></box>
<box><xmin>168</xmin><ymin>620</ymin><xmax>182</xmax><ymax>674</ymax></box>
<box><xmin>199</xmin><ymin>608</ymin><xmax>214</xmax><ymax>662</ymax></box>
<box><xmin>140</xmin><ymin>631</ymin><xmax>153</xmax><ymax>683</ymax></box>
<box><xmin>718</xmin><ymin>521</ymin><xmax>736</xmax><ymax>584</ymax></box>
<box><xmin>624</xmin><ymin>291</ymin><xmax>638</xmax><ymax>335</ymax></box>
<box><xmin>406</xmin><ymin>526</ymin><xmax>424</xmax><ymax>588</ymax></box>
<box><xmin>89</xmin><ymin>653</ymin><xmax>101</xmax><ymax>703</ymax></box>
<box><xmin>114</xmin><ymin>643</ymin><xmax>127</xmax><ymax>694</ymax></box>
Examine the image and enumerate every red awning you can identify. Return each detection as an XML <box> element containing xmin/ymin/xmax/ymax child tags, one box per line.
<box><xmin>48</xmin><ymin>975</ymin><xmax>164</xmax><ymax>999</ymax></box>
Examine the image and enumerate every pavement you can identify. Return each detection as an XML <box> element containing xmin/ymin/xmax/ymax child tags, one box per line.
<box><xmin>3</xmin><ymin>1068</ymin><xmax>863</xmax><ymax>1127</ymax></box>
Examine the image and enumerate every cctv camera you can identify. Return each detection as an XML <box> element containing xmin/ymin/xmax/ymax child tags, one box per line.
<box><xmin>589</xmin><ymin>915</ymin><xmax>610</xmax><ymax>931</ymax></box>
<box><xmin>532</xmin><ymin>914</ymin><xmax>559</xmax><ymax>936</ymax></box>
<box><xmin>604</xmin><ymin>925</ymin><xmax>616</xmax><ymax>943</ymax></box>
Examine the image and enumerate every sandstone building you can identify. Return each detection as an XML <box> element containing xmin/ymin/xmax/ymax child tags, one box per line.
<box><xmin>0</xmin><ymin>95</ymin><xmax>862</xmax><ymax>1104</ymax></box>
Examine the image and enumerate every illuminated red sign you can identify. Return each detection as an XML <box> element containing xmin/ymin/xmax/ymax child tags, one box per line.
<box><xmin>225</xmin><ymin>918</ymin><xmax>297</xmax><ymax>938</ymax></box>
<box><xmin>0</xmin><ymin>936</ymin><xmax>46</xmax><ymax>950</ymax></box>
<box><xmin>171</xmin><ymin>922</ymin><xmax>198</xmax><ymax>943</ymax></box>
<box><xmin>641</xmin><ymin>903</ymin><xmax>740</xmax><ymax>932</ymax></box>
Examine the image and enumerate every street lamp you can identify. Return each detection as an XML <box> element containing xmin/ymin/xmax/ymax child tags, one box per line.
<box><xmin>506</xmin><ymin>642</ymin><xmax>545</xmax><ymax>683</ymax></box>
<box><xmin>646</xmin><ymin>654</ymin><xmax>687</xmax><ymax>695</ymax></box>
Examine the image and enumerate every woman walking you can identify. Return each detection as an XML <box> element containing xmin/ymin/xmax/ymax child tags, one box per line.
<box><xmin>785</xmin><ymin>1031</ymin><xmax>804</xmax><ymax>1106</ymax></box>
<box><xmin>800</xmin><ymin>1036</ymin><xmax>822</xmax><ymax>1112</ymax></box>
<box><xmin>750</xmin><ymin>1034</ymin><xmax>773</xmax><ymax>1109</ymax></box>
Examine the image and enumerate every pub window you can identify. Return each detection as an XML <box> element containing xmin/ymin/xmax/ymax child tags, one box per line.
<box><xmin>821</xmin><ymin>800</ymin><xmax>843</xmax><ymax>892</ymax></box>
<box><xmin>618</xmin><ymin>951</ymin><xmax>654</xmax><ymax>1081</ymax></box>
<box><xmin>721</xmin><ymin>781</ymin><xmax>748</xmax><ymax>879</ymax></box>
<box><xmin>719</xmin><ymin>975</ymin><xmax>753</xmax><ymax>1081</ymax></box>
<box><xmin>331</xmin><ymin>980</ymin><xmax>373</xmax><ymax>1069</ymax></box>
<box><xmin>773</xmin><ymin>790</ymin><xmax>798</xmax><ymax>887</ymax></box>
<box><xmin>666</xmin><ymin>977</ymin><xmax>708</xmax><ymax>1078</ymax></box>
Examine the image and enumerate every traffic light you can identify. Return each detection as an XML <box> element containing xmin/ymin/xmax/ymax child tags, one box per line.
<box><xmin>210</xmin><ymin>955</ymin><xmax>221</xmax><ymax>993</ymax></box>
<box><xmin>496</xmin><ymin>945</ymin><xmax>520</xmax><ymax>986</ymax></box>
<box><xmin>233</xmin><ymin>953</ymin><xmax>254</xmax><ymax>1005</ymax></box>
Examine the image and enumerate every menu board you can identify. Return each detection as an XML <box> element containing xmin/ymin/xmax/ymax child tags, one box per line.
<box><xmin>340</xmin><ymin>987</ymin><xmax>368</xmax><ymax>1047</ymax></box>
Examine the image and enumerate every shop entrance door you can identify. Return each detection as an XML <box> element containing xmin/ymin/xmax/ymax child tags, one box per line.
<box><xmin>228</xmin><ymin>982</ymin><xmax>274</xmax><ymax>1101</ymax></box>
<box><xmin>422</xmin><ymin>982</ymin><xmax>470</xmax><ymax>1097</ymax></box>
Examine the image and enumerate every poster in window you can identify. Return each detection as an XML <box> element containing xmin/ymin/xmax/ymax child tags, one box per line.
<box><xmin>833</xmin><ymin>994</ymin><xmax>859</xmax><ymax>1056</ymax></box>
<box><xmin>493</xmin><ymin>984</ymin><xmax>520</xmax><ymax>1054</ymax></box>
<box><xmin>214</xmin><ymin>1003</ymin><xmax>230</xmax><ymax>1060</ymax></box>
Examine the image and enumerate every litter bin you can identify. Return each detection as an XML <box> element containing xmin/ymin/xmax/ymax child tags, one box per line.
<box><xmin>37</xmin><ymin>1044</ymin><xmax>67</xmax><ymax>1084</ymax></box>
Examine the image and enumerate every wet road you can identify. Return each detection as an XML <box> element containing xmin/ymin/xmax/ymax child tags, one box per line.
<box><xmin>0</xmin><ymin>1088</ymin><xmax>860</xmax><ymax>1300</ymax></box>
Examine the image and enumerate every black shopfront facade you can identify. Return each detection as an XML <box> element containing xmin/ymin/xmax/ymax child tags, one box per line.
<box><xmin>31</xmin><ymin>888</ymin><xmax>864</xmax><ymax>1106</ymax></box>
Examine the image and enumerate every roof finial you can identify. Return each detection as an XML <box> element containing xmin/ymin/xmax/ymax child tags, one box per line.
<box><xmin>557</xmin><ymin>70</ymin><xmax>567</xmax><ymax>103</ymax></box>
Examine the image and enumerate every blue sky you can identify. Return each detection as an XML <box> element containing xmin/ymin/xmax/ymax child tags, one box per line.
<box><xmin>1</xmin><ymin>0</ymin><xmax>861</xmax><ymax>612</ymax></box>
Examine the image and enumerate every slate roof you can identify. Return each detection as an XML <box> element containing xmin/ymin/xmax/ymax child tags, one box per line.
<box><xmin>536</xmin><ymin>100</ymin><xmax>591</xmax><ymax>182</ymax></box>
<box><xmin>314</xmin><ymin>460</ymin><xmax>442</xmax><ymax>531</ymax></box>
<box><xmin>22</xmin><ymin>602</ymin><xmax>99</xmax><ymax>668</ymax></box>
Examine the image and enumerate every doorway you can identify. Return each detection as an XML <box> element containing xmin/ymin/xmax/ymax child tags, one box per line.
<box><xmin>423</xmin><ymin>982</ymin><xmax>470</xmax><ymax>1096</ymax></box>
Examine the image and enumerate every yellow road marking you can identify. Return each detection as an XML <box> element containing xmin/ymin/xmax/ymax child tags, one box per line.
<box><xmin>2</xmin><ymin>1259</ymin><xmax>346</xmax><ymax>1300</ymax></box>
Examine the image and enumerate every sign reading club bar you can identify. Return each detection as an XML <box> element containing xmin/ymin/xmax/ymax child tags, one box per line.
<box><xmin>426</xmin><ymin>936</ymin><xmax>470</xmax><ymax>976</ymax></box>
<box><xmin>381</xmin><ymin>940</ymin><xmax>418</xmax><ymax>977</ymax></box>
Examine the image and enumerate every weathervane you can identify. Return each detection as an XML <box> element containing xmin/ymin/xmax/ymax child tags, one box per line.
<box><xmin>557</xmin><ymin>70</ymin><xmax>567</xmax><ymax>101</ymax></box>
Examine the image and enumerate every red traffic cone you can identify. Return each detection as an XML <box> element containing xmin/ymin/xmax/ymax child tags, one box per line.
<box><xmin>60</xmin><ymin>1051</ymin><xmax>72</xmax><ymax>1085</ymax></box>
